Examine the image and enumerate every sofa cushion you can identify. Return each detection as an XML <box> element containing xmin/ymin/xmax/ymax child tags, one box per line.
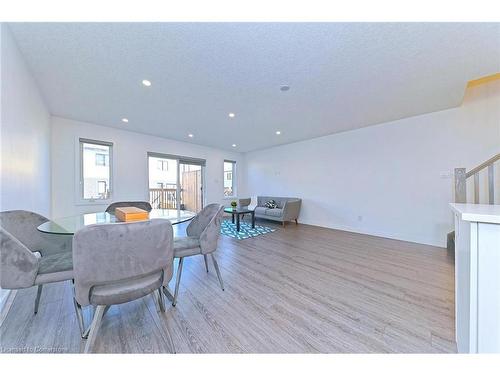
<box><xmin>254</xmin><ymin>207</ymin><xmax>267</xmax><ymax>216</ymax></box>
<box><xmin>264</xmin><ymin>200</ymin><xmax>278</xmax><ymax>209</ymax></box>
<box><xmin>265</xmin><ymin>208</ymin><xmax>283</xmax><ymax>217</ymax></box>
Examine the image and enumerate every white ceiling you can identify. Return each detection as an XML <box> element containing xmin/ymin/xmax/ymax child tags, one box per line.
<box><xmin>8</xmin><ymin>23</ymin><xmax>500</xmax><ymax>152</ymax></box>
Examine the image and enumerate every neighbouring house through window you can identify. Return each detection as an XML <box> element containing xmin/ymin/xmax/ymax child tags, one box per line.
<box><xmin>95</xmin><ymin>153</ymin><xmax>107</xmax><ymax>166</ymax></box>
<box><xmin>80</xmin><ymin>139</ymin><xmax>112</xmax><ymax>200</ymax></box>
<box><xmin>157</xmin><ymin>159</ymin><xmax>168</xmax><ymax>171</ymax></box>
<box><xmin>224</xmin><ymin>160</ymin><xmax>236</xmax><ymax>197</ymax></box>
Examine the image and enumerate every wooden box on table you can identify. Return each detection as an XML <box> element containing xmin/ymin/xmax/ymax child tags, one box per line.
<box><xmin>114</xmin><ymin>207</ymin><xmax>149</xmax><ymax>222</ymax></box>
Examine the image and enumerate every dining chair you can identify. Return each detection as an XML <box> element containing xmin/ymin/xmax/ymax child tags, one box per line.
<box><xmin>238</xmin><ymin>198</ymin><xmax>251</xmax><ymax>220</ymax></box>
<box><xmin>238</xmin><ymin>198</ymin><xmax>251</xmax><ymax>207</ymax></box>
<box><xmin>167</xmin><ymin>203</ymin><xmax>224</xmax><ymax>306</ymax></box>
<box><xmin>72</xmin><ymin>219</ymin><xmax>175</xmax><ymax>353</ymax></box>
<box><xmin>0</xmin><ymin>210</ymin><xmax>73</xmax><ymax>315</ymax></box>
<box><xmin>105</xmin><ymin>201</ymin><xmax>152</xmax><ymax>214</ymax></box>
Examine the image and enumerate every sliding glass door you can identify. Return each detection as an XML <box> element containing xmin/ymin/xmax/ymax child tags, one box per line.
<box><xmin>148</xmin><ymin>153</ymin><xmax>204</xmax><ymax>214</ymax></box>
<box><xmin>179</xmin><ymin>162</ymin><xmax>203</xmax><ymax>213</ymax></box>
<box><xmin>148</xmin><ymin>155</ymin><xmax>178</xmax><ymax>209</ymax></box>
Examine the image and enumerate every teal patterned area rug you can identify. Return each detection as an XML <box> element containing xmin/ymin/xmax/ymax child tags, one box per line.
<box><xmin>220</xmin><ymin>220</ymin><xmax>276</xmax><ymax>240</ymax></box>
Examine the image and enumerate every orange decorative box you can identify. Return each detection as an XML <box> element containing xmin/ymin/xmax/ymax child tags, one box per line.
<box><xmin>114</xmin><ymin>207</ymin><xmax>149</xmax><ymax>222</ymax></box>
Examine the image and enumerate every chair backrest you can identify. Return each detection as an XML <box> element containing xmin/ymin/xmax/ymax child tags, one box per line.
<box><xmin>72</xmin><ymin>219</ymin><xmax>174</xmax><ymax>306</ymax></box>
<box><xmin>0</xmin><ymin>228</ymin><xmax>39</xmax><ymax>289</ymax></box>
<box><xmin>0</xmin><ymin>210</ymin><xmax>72</xmax><ymax>256</ymax></box>
<box><xmin>187</xmin><ymin>204</ymin><xmax>224</xmax><ymax>254</ymax></box>
<box><xmin>238</xmin><ymin>198</ymin><xmax>251</xmax><ymax>207</ymax></box>
<box><xmin>186</xmin><ymin>204</ymin><xmax>222</xmax><ymax>238</ymax></box>
<box><xmin>105</xmin><ymin>201</ymin><xmax>153</xmax><ymax>214</ymax></box>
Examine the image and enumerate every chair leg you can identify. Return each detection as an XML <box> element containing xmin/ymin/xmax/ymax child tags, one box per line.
<box><xmin>162</xmin><ymin>286</ymin><xmax>175</xmax><ymax>302</ymax></box>
<box><xmin>203</xmin><ymin>254</ymin><xmax>209</xmax><ymax>273</ymax></box>
<box><xmin>84</xmin><ymin>305</ymin><xmax>106</xmax><ymax>354</ymax></box>
<box><xmin>157</xmin><ymin>288</ymin><xmax>166</xmax><ymax>312</ymax></box>
<box><xmin>72</xmin><ymin>280</ymin><xmax>87</xmax><ymax>337</ymax></box>
<box><xmin>295</xmin><ymin>219</ymin><xmax>298</xmax><ymax>225</ymax></box>
<box><xmin>172</xmin><ymin>257</ymin><xmax>184</xmax><ymax>307</ymax></box>
<box><xmin>34</xmin><ymin>284</ymin><xmax>43</xmax><ymax>314</ymax></box>
<box><xmin>82</xmin><ymin>305</ymin><xmax>109</xmax><ymax>340</ymax></box>
<box><xmin>73</xmin><ymin>297</ymin><xmax>85</xmax><ymax>337</ymax></box>
<box><xmin>103</xmin><ymin>305</ymin><xmax>111</xmax><ymax>317</ymax></box>
<box><xmin>82</xmin><ymin>323</ymin><xmax>91</xmax><ymax>339</ymax></box>
<box><xmin>210</xmin><ymin>254</ymin><xmax>224</xmax><ymax>291</ymax></box>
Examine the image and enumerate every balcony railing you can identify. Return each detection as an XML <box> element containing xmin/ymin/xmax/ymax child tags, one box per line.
<box><xmin>149</xmin><ymin>171</ymin><xmax>202</xmax><ymax>212</ymax></box>
<box><xmin>149</xmin><ymin>188</ymin><xmax>177</xmax><ymax>209</ymax></box>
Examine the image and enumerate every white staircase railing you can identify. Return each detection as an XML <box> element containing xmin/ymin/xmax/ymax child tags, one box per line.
<box><xmin>454</xmin><ymin>153</ymin><xmax>500</xmax><ymax>204</ymax></box>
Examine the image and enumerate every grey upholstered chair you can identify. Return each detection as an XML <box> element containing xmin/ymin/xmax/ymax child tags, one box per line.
<box><xmin>72</xmin><ymin>219</ymin><xmax>175</xmax><ymax>353</ymax></box>
<box><xmin>238</xmin><ymin>198</ymin><xmax>252</xmax><ymax>221</ymax></box>
<box><xmin>238</xmin><ymin>198</ymin><xmax>251</xmax><ymax>207</ymax></box>
<box><xmin>168</xmin><ymin>203</ymin><xmax>224</xmax><ymax>306</ymax></box>
<box><xmin>0</xmin><ymin>210</ymin><xmax>73</xmax><ymax>314</ymax></box>
<box><xmin>105</xmin><ymin>201</ymin><xmax>152</xmax><ymax>214</ymax></box>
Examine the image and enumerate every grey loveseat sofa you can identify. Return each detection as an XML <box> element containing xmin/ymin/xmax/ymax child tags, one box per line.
<box><xmin>254</xmin><ymin>196</ymin><xmax>302</xmax><ymax>227</ymax></box>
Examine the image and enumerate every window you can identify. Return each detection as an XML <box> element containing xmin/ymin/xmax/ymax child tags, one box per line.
<box><xmin>224</xmin><ymin>160</ymin><xmax>236</xmax><ymax>197</ymax></box>
<box><xmin>80</xmin><ymin>139</ymin><xmax>112</xmax><ymax>200</ymax></box>
<box><xmin>95</xmin><ymin>153</ymin><xmax>107</xmax><ymax>166</ymax></box>
<box><xmin>157</xmin><ymin>160</ymin><xmax>168</xmax><ymax>171</ymax></box>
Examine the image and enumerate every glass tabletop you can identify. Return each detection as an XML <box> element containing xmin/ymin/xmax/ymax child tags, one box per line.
<box><xmin>224</xmin><ymin>206</ymin><xmax>254</xmax><ymax>214</ymax></box>
<box><xmin>37</xmin><ymin>209</ymin><xmax>196</xmax><ymax>235</ymax></box>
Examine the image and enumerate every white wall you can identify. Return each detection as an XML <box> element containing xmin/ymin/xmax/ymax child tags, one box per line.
<box><xmin>0</xmin><ymin>24</ymin><xmax>52</xmax><ymax>309</ymax></box>
<box><xmin>0</xmin><ymin>24</ymin><xmax>51</xmax><ymax>216</ymax></box>
<box><xmin>51</xmin><ymin>116</ymin><xmax>243</xmax><ymax>217</ymax></box>
<box><xmin>243</xmin><ymin>80</ymin><xmax>500</xmax><ymax>247</ymax></box>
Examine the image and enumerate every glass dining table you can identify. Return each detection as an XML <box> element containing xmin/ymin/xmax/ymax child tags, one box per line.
<box><xmin>37</xmin><ymin>209</ymin><xmax>196</xmax><ymax>235</ymax></box>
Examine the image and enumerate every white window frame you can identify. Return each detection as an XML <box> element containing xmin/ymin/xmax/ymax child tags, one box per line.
<box><xmin>223</xmin><ymin>160</ymin><xmax>237</xmax><ymax>199</ymax></box>
<box><xmin>76</xmin><ymin>137</ymin><xmax>114</xmax><ymax>205</ymax></box>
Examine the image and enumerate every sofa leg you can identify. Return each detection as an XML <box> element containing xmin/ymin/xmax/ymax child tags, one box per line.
<box><xmin>295</xmin><ymin>219</ymin><xmax>298</xmax><ymax>225</ymax></box>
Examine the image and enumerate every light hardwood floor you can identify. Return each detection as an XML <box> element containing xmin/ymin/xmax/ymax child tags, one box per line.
<box><xmin>0</xmin><ymin>220</ymin><xmax>456</xmax><ymax>353</ymax></box>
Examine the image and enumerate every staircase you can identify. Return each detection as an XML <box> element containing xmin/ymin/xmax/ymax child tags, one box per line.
<box><xmin>448</xmin><ymin>153</ymin><xmax>500</xmax><ymax>252</ymax></box>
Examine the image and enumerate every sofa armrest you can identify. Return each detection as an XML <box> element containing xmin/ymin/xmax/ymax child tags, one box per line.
<box><xmin>282</xmin><ymin>200</ymin><xmax>301</xmax><ymax>221</ymax></box>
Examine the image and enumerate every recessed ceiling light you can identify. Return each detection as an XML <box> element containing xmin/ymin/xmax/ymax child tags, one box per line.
<box><xmin>280</xmin><ymin>85</ymin><xmax>290</xmax><ymax>92</ymax></box>
<box><xmin>232</xmin><ymin>144</ymin><xmax>237</xmax><ymax>147</ymax></box>
<box><xmin>275</xmin><ymin>130</ymin><xmax>281</xmax><ymax>135</ymax></box>
<box><xmin>142</xmin><ymin>79</ymin><xmax>152</xmax><ymax>87</ymax></box>
<box><xmin>188</xmin><ymin>134</ymin><xmax>194</xmax><ymax>138</ymax></box>
<box><xmin>228</xmin><ymin>113</ymin><xmax>235</xmax><ymax>118</ymax></box>
<box><xmin>121</xmin><ymin>118</ymin><xmax>129</xmax><ymax>123</ymax></box>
